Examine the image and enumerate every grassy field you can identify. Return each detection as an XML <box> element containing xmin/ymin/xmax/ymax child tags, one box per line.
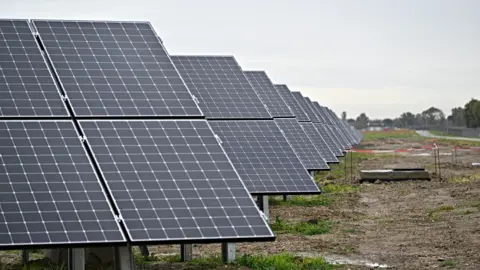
<box><xmin>361</xmin><ymin>129</ymin><xmax>419</xmax><ymax>140</ymax></box>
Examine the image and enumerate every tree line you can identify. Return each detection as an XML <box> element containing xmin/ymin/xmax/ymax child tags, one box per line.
<box><xmin>343</xmin><ymin>98</ymin><xmax>480</xmax><ymax>130</ymax></box>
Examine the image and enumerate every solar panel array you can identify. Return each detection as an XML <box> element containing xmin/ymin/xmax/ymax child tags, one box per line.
<box><xmin>0</xmin><ymin>18</ymin><xmax>361</xmax><ymax>249</ymax></box>
<box><xmin>0</xmin><ymin>19</ymin><xmax>277</xmax><ymax>248</ymax></box>
<box><xmin>0</xmin><ymin>20</ymin><xmax>68</xmax><ymax>117</ymax></box>
<box><xmin>171</xmin><ymin>56</ymin><xmax>271</xmax><ymax>119</ymax></box>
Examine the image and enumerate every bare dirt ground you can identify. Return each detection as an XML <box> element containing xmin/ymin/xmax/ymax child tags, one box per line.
<box><xmin>1</xmin><ymin>137</ymin><xmax>479</xmax><ymax>269</ymax></box>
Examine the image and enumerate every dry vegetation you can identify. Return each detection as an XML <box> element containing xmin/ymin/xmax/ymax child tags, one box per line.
<box><xmin>1</xmin><ymin>130</ymin><xmax>480</xmax><ymax>269</ymax></box>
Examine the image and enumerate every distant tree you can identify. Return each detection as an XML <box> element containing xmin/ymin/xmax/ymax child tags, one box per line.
<box><xmin>464</xmin><ymin>99</ymin><xmax>480</xmax><ymax>128</ymax></box>
<box><xmin>354</xmin><ymin>113</ymin><xmax>369</xmax><ymax>129</ymax></box>
<box><xmin>393</xmin><ymin>118</ymin><xmax>404</xmax><ymax>128</ymax></box>
<box><xmin>414</xmin><ymin>113</ymin><xmax>425</xmax><ymax>126</ymax></box>
<box><xmin>341</xmin><ymin>111</ymin><xmax>347</xmax><ymax>121</ymax></box>
<box><xmin>399</xmin><ymin>112</ymin><xmax>415</xmax><ymax>127</ymax></box>
<box><xmin>421</xmin><ymin>107</ymin><xmax>445</xmax><ymax>125</ymax></box>
<box><xmin>382</xmin><ymin>118</ymin><xmax>393</xmax><ymax>127</ymax></box>
<box><xmin>448</xmin><ymin>107</ymin><xmax>466</xmax><ymax>127</ymax></box>
<box><xmin>347</xmin><ymin>118</ymin><xmax>355</xmax><ymax>124</ymax></box>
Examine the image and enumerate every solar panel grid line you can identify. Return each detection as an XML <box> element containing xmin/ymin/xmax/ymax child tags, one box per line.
<box><xmin>299</xmin><ymin>122</ymin><xmax>338</xmax><ymax>163</ymax></box>
<box><xmin>0</xmin><ymin>120</ymin><xmax>126</xmax><ymax>247</ymax></box>
<box><xmin>79</xmin><ymin>119</ymin><xmax>274</xmax><ymax>243</ymax></box>
<box><xmin>172</xmin><ymin>56</ymin><xmax>272</xmax><ymax>120</ymax></box>
<box><xmin>209</xmin><ymin>120</ymin><xmax>320</xmax><ymax>195</ymax></box>
<box><xmin>273</xmin><ymin>85</ymin><xmax>310</xmax><ymax>122</ymax></box>
<box><xmin>0</xmin><ymin>19</ymin><xmax>69</xmax><ymax>117</ymax></box>
<box><xmin>32</xmin><ymin>20</ymin><xmax>203</xmax><ymax>117</ymax></box>
<box><xmin>274</xmin><ymin>118</ymin><xmax>329</xmax><ymax>171</ymax></box>
<box><xmin>243</xmin><ymin>71</ymin><xmax>294</xmax><ymax>118</ymax></box>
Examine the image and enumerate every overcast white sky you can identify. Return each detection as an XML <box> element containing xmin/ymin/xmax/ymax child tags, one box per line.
<box><xmin>1</xmin><ymin>0</ymin><xmax>478</xmax><ymax>119</ymax></box>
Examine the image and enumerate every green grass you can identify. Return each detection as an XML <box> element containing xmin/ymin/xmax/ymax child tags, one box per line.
<box><xmin>448</xmin><ymin>173</ymin><xmax>480</xmax><ymax>183</ymax></box>
<box><xmin>270</xmin><ymin>216</ymin><xmax>331</xmax><ymax>235</ymax></box>
<box><xmin>235</xmin><ymin>253</ymin><xmax>339</xmax><ymax>270</ymax></box>
<box><xmin>134</xmin><ymin>252</ymin><xmax>339</xmax><ymax>270</ymax></box>
<box><xmin>362</xmin><ymin>129</ymin><xmax>419</xmax><ymax>140</ymax></box>
<box><xmin>440</xmin><ymin>259</ymin><xmax>457</xmax><ymax>268</ymax></box>
<box><xmin>269</xmin><ymin>195</ymin><xmax>330</xmax><ymax>207</ymax></box>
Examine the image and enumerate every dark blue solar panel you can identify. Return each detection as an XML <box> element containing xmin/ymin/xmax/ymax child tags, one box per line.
<box><xmin>209</xmin><ymin>120</ymin><xmax>319</xmax><ymax>194</ymax></box>
<box><xmin>80</xmin><ymin>120</ymin><xmax>273</xmax><ymax>243</ymax></box>
<box><xmin>172</xmin><ymin>56</ymin><xmax>271</xmax><ymax>119</ymax></box>
<box><xmin>0</xmin><ymin>20</ymin><xmax>68</xmax><ymax>117</ymax></box>
<box><xmin>244</xmin><ymin>71</ymin><xmax>294</xmax><ymax>118</ymax></box>
<box><xmin>274</xmin><ymin>118</ymin><xmax>329</xmax><ymax>170</ymax></box>
<box><xmin>274</xmin><ymin>85</ymin><xmax>310</xmax><ymax>121</ymax></box>
<box><xmin>0</xmin><ymin>120</ymin><xmax>125</xmax><ymax>247</ymax></box>
<box><xmin>300</xmin><ymin>122</ymin><xmax>338</xmax><ymax>163</ymax></box>
<box><xmin>33</xmin><ymin>20</ymin><xmax>202</xmax><ymax>117</ymax></box>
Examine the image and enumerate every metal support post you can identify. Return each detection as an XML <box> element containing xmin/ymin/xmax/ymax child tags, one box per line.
<box><xmin>256</xmin><ymin>195</ymin><xmax>269</xmax><ymax>220</ymax></box>
<box><xmin>22</xmin><ymin>250</ymin><xmax>29</xmax><ymax>268</ymax></box>
<box><xmin>221</xmin><ymin>242</ymin><xmax>236</xmax><ymax>263</ymax></box>
<box><xmin>139</xmin><ymin>246</ymin><xmax>149</xmax><ymax>257</ymax></box>
<box><xmin>68</xmin><ymin>248</ymin><xmax>85</xmax><ymax>270</ymax></box>
<box><xmin>180</xmin><ymin>244</ymin><xmax>193</xmax><ymax>261</ymax></box>
<box><xmin>114</xmin><ymin>246</ymin><xmax>133</xmax><ymax>270</ymax></box>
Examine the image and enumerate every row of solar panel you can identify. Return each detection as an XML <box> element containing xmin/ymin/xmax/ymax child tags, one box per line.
<box><xmin>0</xmin><ymin>19</ymin><xmax>362</xmax><ymax>248</ymax></box>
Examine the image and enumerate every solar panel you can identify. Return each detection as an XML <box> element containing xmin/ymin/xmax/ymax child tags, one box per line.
<box><xmin>274</xmin><ymin>118</ymin><xmax>329</xmax><ymax>170</ymax></box>
<box><xmin>291</xmin><ymin>92</ymin><xmax>321</xmax><ymax>123</ymax></box>
<box><xmin>312</xmin><ymin>103</ymin><xmax>347</xmax><ymax>149</ymax></box>
<box><xmin>0</xmin><ymin>120</ymin><xmax>125</xmax><ymax>247</ymax></box>
<box><xmin>80</xmin><ymin>120</ymin><xmax>273</xmax><ymax>243</ymax></box>
<box><xmin>33</xmin><ymin>20</ymin><xmax>202</xmax><ymax>117</ymax></box>
<box><xmin>172</xmin><ymin>56</ymin><xmax>271</xmax><ymax>119</ymax></box>
<box><xmin>209</xmin><ymin>120</ymin><xmax>319</xmax><ymax>194</ymax></box>
<box><xmin>300</xmin><ymin>122</ymin><xmax>338</xmax><ymax>163</ymax></box>
<box><xmin>0</xmin><ymin>20</ymin><xmax>68</xmax><ymax>117</ymax></box>
<box><xmin>243</xmin><ymin>71</ymin><xmax>294</xmax><ymax>118</ymax></box>
<box><xmin>274</xmin><ymin>85</ymin><xmax>310</xmax><ymax>121</ymax></box>
<box><xmin>314</xmin><ymin>123</ymin><xmax>343</xmax><ymax>156</ymax></box>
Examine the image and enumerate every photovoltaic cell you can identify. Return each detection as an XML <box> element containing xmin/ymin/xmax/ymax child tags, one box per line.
<box><xmin>33</xmin><ymin>20</ymin><xmax>202</xmax><ymax>117</ymax></box>
<box><xmin>80</xmin><ymin>120</ymin><xmax>273</xmax><ymax>243</ymax></box>
<box><xmin>274</xmin><ymin>85</ymin><xmax>310</xmax><ymax>121</ymax></box>
<box><xmin>291</xmin><ymin>92</ymin><xmax>321</xmax><ymax>123</ymax></box>
<box><xmin>300</xmin><ymin>122</ymin><xmax>338</xmax><ymax>163</ymax></box>
<box><xmin>172</xmin><ymin>56</ymin><xmax>271</xmax><ymax>119</ymax></box>
<box><xmin>209</xmin><ymin>120</ymin><xmax>319</xmax><ymax>194</ymax></box>
<box><xmin>244</xmin><ymin>71</ymin><xmax>294</xmax><ymax>118</ymax></box>
<box><xmin>0</xmin><ymin>120</ymin><xmax>125</xmax><ymax>247</ymax></box>
<box><xmin>0</xmin><ymin>20</ymin><xmax>68</xmax><ymax>117</ymax></box>
<box><xmin>274</xmin><ymin>118</ymin><xmax>329</xmax><ymax>170</ymax></box>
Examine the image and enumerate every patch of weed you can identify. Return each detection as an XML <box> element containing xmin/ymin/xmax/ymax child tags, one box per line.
<box><xmin>448</xmin><ymin>173</ymin><xmax>480</xmax><ymax>183</ymax></box>
<box><xmin>440</xmin><ymin>259</ymin><xmax>456</xmax><ymax>268</ymax></box>
<box><xmin>270</xmin><ymin>216</ymin><xmax>331</xmax><ymax>235</ymax></box>
<box><xmin>342</xmin><ymin>229</ymin><xmax>355</xmax><ymax>233</ymax></box>
<box><xmin>269</xmin><ymin>195</ymin><xmax>330</xmax><ymax>207</ymax></box>
<box><xmin>427</xmin><ymin>205</ymin><xmax>455</xmax><ymax>221</ymax></box>
<box><xmin>235</xmin><ymin>253</ymin><xmax>339</xmax><ymax>270</ymax></box>
<box><xmin>322</xmin><ymin>184</ymin><xmax>359</xmax><ymax>194</ymax></box>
